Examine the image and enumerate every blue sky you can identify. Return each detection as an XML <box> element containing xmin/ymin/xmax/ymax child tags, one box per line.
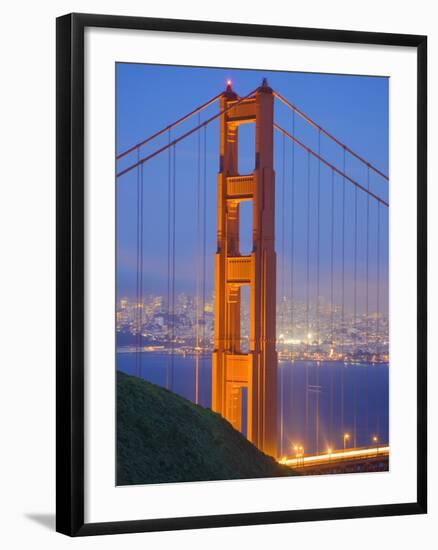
<box><xmin>116</xmin><ymin>63</ymin><xmax>389</xmax><ymax>314</ymax></box>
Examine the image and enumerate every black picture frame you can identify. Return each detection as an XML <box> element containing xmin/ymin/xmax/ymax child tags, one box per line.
<box><xmin>56</xmin><ymin>12</ymin><xmax>427</xmax><ymax>537</ymax></box>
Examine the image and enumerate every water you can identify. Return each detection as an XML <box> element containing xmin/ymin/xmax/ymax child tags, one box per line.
<box><xmin>117</xmin><ymin>352</ymin><xmax>389</xmax><ymax>457</ymax></box>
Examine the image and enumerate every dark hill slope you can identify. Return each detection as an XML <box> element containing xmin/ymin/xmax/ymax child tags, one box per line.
<box><xmin>117</xmin><ymin>371</ymin><xmax>296</xmax><ymax>485</ymax></box>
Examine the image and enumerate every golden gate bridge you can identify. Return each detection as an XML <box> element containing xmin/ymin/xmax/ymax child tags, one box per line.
<box><xmin>116</xmin><ymin>78</ymin><xmax>389</xmax><ymax>468</ymax></box>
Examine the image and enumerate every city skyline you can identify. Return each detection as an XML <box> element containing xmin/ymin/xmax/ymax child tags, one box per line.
<box><xmin>116</xmin><ymin>292</ymin><xmax>389</xmax><ymax>362</ymax></box>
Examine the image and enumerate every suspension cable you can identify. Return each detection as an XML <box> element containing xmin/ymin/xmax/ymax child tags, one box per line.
<box><xmin>117</xmin><ymin>87</ymin><xmax>259</xmax><ymax>178</ymax></box>
<box><xmin>116</xmin><ymin>93</ymin><xmax>221</xmax><ymax>160</ymax></box>
<box><xmin>273</xmin><ymin>90</ymin><xmax>389</xmax><ymax>181</ymax></box>
<box><xmin>274</xmin><ymin>124</ymin><xmax>388</xmax><ymax>207</ymax></box>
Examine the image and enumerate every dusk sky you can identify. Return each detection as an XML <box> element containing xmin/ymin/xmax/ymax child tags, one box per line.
<box><xmin>116</xmin><ymin>63</ymin><xmax>389</xmax><ymax>315</ymax></box>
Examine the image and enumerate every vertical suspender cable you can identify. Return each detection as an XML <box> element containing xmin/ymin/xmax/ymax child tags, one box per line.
<box><xmin>280</xmin><ymin>361</ymin><xmax>284</xmax><ymax>458</ymax></box>
<box><xmin>281</xmin><ymin>132</ymin><xmax>286</xmax><ymax>336</ymax></box>
<box><xmin>353</xmin><ymin>159</ymin><xmax>358</xmax><ymax>447</ymax></box>
<box><xmin>330</xmin><ymin>169</ymin><xmax>335</xmax><ymax>347</ymax></box>
<box><xmin>202</xmin><ymin>126</ymin><xmax>207</xmax><ymax>354</ymax></box>
<box><xmin>354</xmin><ymin>173</ymin><xmax>358</xmax><ymax>355</ymax></box>
<box><xmin>289</xmin><ymin>110</ymin><xmax>295</xmax><ymax>448</ymax></box>
<box><xmin>376</xmin><ymin>202</ymin><xmax>381</xmax><ymax>437</ymax></box>
<box><xmin>135</xmin><ymin>146</ymin><xmax>141</xmax><ymax>377</ymax></box>
<box><xmin>366</xmin><ymin>166</ymin><xmax>370</xmax><ymax>444</ymax></box>
<box><xmin>290</xmin><ymin>111</ymin><xmax>295</xmax><ymax>344</ymax></box>
<box><xmin>316</xmin><ymin>131</ymin><xmax>321</xmax><ymax>346</ymax></box>
<box><xmin>377</xmin><ymin>204</ymin><xmax>381</xmax><ymax>361</ymax></box>
<box><xmin>171</xmin><ymin>144</ymin><xmax>176</xmax><ymax>391</ymax></box>
<box><xmin>353</xmin><ymin>360</ymin><xmax>357</xmax><ymax>447</ymax></box>
<box><xmin>330</xmin><ymin>168</ymin><xmax>335</xmax><ymax>446</ymax></box>
<box><xmin>305</xmin><ymin>151</ymin><xmax>311</xmax><ymax>448</ymax></box>
<box><xmin>315</xmin><ymin>130</ymin><xmax>321</xmax><ymax>454</ymax></box>
<box><xmin>166</xmin><ymin>130</ymin><xmax>172</xmax><ymax>389</ymax></box>
<box><xmin>280</xmin><ymin>132</ymin><xmax>286</xmax><ymax>458</ymax></box>
<box><xmin>139</xmin><ymin>160</ymin><xmax>144</xmax><ymax>378</ymax></box>
<box><xmin>366</xmin><ymin>167</ymin><xmax>370</xmax><ymax>355</ymax></box>
<box><xmin>306</xmin><ymin>151</ymin><xmax>311</xmax><ymax>356</ymax></box>
<box><xmin>195</xmin><ymin>114</ymin><xmax>201</xmax><ymax>404</ymax></box>
<box><xmin>365</xmin><ymin>165</ymin><xmax>370</xmax><ymax>446</ymax></box>
<box><xmin>341</xmin><ymin>147</ymin><xmax>346</xmax><ymax>445</ymax></box>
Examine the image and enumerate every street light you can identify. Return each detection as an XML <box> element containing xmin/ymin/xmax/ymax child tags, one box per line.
<box><xmin>327</xmin><ymin>447</ymin><xmax>332</xmax><ymax>462</ymax></box>
<box><xmin>294</xmin><ymin>445</ymin><xmax>304</xmax><ymax>467</ymax></box>
<box><xmin>293</xmin><ymin>445</ymin><xmax>300</xmax><ymax>467</ymax></box>
<box><xmin>372</xmin><ymin>435</ymin><xmax>379</xmax><ymax>456</ymax></box>
<box><xmin>343</xmin><ymin>433</ymin><xmax>350</xmax><ymax>451</ymax></box>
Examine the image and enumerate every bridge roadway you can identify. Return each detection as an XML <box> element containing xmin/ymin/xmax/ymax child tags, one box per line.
<box><xmin>279</xmin><ymin>445</ymin><xmax>390</xmax><ymax>469</ymax></box>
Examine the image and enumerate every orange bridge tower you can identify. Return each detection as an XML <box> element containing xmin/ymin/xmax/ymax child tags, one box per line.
<box><xmin>212</xmin><ymin>79</ymin><xmax>278</xmax><ymax>459</ymax></box>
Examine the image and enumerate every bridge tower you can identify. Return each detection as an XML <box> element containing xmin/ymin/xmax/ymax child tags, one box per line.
<box><xmin>212</xmin><ymin>79</ymin><xmax>278</xmax><ymax>458</ymax></box>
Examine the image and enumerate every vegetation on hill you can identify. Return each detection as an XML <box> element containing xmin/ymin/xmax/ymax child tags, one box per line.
<box><xmin>117</xmin><ymin>371</ymin><xmax>297</xmax><ymax>485</ymax></box>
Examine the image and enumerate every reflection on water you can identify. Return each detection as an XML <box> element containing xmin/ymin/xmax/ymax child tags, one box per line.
<box><xmin>117</xmin><ymin>352</ymin><xmax>388</xmax><ymax>456</ymax></box>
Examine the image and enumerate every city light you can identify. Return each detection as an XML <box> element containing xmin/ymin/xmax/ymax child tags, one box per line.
<box><xmin>116</xmin><ymin>295</ymin><xmax>389</xmax><ymax>362</ymax></box>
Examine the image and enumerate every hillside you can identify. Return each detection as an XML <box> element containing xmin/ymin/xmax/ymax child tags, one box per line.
<box><xmin>117</xmin><ymin>371</ymin><xmax>296</xmax><ymax>485</ymax></box>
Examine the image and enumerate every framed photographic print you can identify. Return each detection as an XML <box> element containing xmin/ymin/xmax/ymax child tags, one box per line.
<box><xmin>56</xmin><ymin>13</ymin><xmax>427</xmax><ymax>536</ymax></box>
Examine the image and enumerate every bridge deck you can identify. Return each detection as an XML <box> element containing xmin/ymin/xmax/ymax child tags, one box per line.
<box><xmin>279</xmin><ymin>445</ymin><xmax>389</xmax><ymax>469</ymax></box>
